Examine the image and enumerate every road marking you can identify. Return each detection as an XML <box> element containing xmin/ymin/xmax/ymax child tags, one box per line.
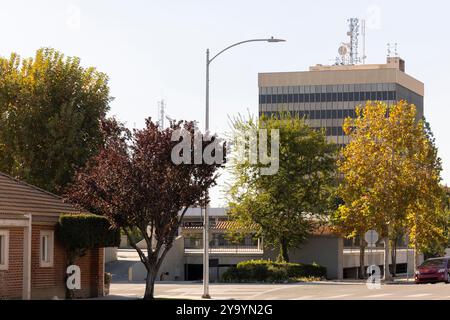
<box><xmin>323</xmin><ymin>294</ymin><xmax>354</xmax><ymax>299</ymax></box>
<box><xmin>406</xmin><ymin>293</ymin><xmax>432</xmax><ymax>298</ymax></box>
<box><xmin>249</xmin><ymin>286</ymin><xmax>296</xmax><ymax>299</ymax></box>
<box><xmin>290</xmin><ymin>295</ymin><xmax>316</xmax><ymax>300</ymax></box>
<box><xmin>364</xmin><ymin>293</ymin><xmax>392</xmax><ymax>298</ymax></box>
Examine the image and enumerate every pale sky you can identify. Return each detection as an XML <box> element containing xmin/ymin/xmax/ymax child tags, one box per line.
<box><xmin>0</xmin><ymin>0</ymin><xmax>449</xmax><ymax>205</ymax></box>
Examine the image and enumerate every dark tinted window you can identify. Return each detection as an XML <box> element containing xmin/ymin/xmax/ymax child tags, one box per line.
<box><xmin>420</xmin><ymin>259</ymin><xmax>445</xmax><ymax>268</ymax></box>
<box><xmin>376</xmin><ymin>91</ymin><xmax>382</xmax><ymax>100</ymax></box>
<box><xmin>332</xmin><ymin>110</ymin><xmax>337</xmax><ymax>119</ymax></box>
<box><xmin>260</xmin><ymin>95</ymin><xmax>266</xmax><ymax>104</ymax></box>
<box><xmin>388</xmin><ymin>91</ymin><xmax>394</xmax><ymax>100</ymax></box>
<box><xmin>310</xmin><ymin>93</ymin><xmax>315</xmax><ymax>103</ymax></box>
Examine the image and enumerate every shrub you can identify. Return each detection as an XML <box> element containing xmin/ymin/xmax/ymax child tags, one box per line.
<box><xmin>221</xmin><ymin>259</ymin><xmax>326</xmax><ymax>283</ymax></box>
<box><xmin>56</xmin><ymin>213</ymin><xmax>120</xmax><ymax>252</ymax></box>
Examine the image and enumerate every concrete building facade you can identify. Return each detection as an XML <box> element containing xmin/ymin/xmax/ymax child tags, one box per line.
<box><xmin>258</xmin><ymin>57</ymin><xmax>424</xmax><ymax>146</ymax></box>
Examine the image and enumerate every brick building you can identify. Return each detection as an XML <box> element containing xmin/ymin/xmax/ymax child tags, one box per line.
<box><xmin>0</xmin><ymin>172</ymin><xmax>104</xmax><ymax>299</ymax></box>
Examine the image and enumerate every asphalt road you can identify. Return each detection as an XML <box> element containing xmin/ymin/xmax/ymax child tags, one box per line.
<box><xmin>103</xmin><ymin>281</ymin><xmax>450</xmax><ymax>300</ymax></box>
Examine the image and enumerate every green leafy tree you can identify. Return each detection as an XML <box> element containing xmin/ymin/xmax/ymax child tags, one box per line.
<box><xmin>0</xmin><ymin>48</ymin><xmax>111</xmax><ymax>193</ymax></box>
<box><xmin>227</xmin><ymin>113</ymin><xmax>337</xmax><ymax>262</ymax></box>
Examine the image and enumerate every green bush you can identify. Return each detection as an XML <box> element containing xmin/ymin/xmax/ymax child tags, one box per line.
<box><xmin>221</xmin><ymin>259</ymin><xmax>326</xmax><ymax>283</ymax></box>
<box><xmin>56</xmin><ymin>213</ymin><xmax>120</xmax><ymax>251</ymax></box>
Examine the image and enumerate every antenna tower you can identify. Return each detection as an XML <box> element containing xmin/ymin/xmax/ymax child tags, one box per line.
<box><xmin>158</xmin><ymin>99</ymin><xmax>166</xmax><ymax>128</ymax></box>
<box><xmin>335</xmin><ymin>18</ymin><xmax>362</xmax><ymax>65</ymax></box>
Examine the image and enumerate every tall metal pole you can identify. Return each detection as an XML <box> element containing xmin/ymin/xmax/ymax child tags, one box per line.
<box><xmin>202</xmin><ymin>48</ymin><xmax>211</xmax><ymax>299</ymax></box>
<box><xmin>201</xmin><ymin>37</ymin><xmax>285</xmax><ymax>299</ymax></box>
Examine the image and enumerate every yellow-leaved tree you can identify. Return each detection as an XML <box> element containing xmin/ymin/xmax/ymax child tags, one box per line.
<box><xmin>333</xmin><ymin>100</ymin><xmax>445</xmax><ymax>281</ymax></box>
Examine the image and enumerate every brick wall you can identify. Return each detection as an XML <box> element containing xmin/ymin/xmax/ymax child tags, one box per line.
<box><xmin>31</xmin><ymin>224</ymin><xmax>104</xmax><ymax>299</ymax></box>
<box><xmin>0</xmin><ymin>228</ymin><xmax>24</xmax><ymax>299</ymax></box>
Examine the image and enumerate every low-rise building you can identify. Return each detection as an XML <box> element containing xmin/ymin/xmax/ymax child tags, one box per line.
<box><xmin>126</xmin><ymin>207</ymin><xmax>419</xmax><ymax>282</ymax></box>
<box><xmin>0</xmin><ymin>172</ymin><xmax>105</xmax><ymax>299</ymax></box>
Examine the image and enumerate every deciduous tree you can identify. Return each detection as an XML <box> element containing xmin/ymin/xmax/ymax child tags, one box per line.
<box><xmin>0</xmin><ymin>48</ymin><xmax>111</xmax><ymax>193</ymax></box>
<box><xmin>227</xmin><ymin>113</ymin><xmax>337</xmax><ymax>262</ymax></box>
<box><xmin>336</xmin><ymin>101</ymin><xmax>445</xmax><ymax>279</ymax></box>
<box><xmin>65</xmin><ymin>118</ymin><xmax>223</xmax><ymax>299</ymax></box>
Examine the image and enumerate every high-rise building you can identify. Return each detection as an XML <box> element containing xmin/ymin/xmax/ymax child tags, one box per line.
<box><xmin>258</xmin><ymin>57</ymin><xmax>424</xmax><ymax>146</ymax></box>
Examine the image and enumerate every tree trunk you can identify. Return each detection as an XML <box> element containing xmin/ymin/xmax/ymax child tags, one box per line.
<box><xmin>383</xmin><ymin>236</ymin><xmax>391</xmax><ymax>281</ymax></box>
<box><xmin>143</xmin><ymin>267</ymin><xmax>158</xmax><ymax>300</ymax></box>
<box><xmin>278</xmin><ymin>238</ymin><xmax>289</xmax><ymax>263</ymax></box>
<box><xmin>390</xmin><ymin>239</ymin><xmax>397</xmax><ymax>277</ymax></box>
<box><xmin>359</xmin><ymin>242</ymin><xmax>366</xmax><ymax>279</ymax></box>
<box><xmin>413</xmin><ymin>243</ymin><xmax>420</xmax><ymax>271</ymax></box>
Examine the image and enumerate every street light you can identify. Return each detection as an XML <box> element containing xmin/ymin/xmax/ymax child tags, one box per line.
<box><xmin>202</xmin><ymin>36</ymin><xmax>285</xmax><ymax>299</ymax></box>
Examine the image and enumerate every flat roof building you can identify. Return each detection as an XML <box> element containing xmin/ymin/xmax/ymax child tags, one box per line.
<box><xmin>258</xmin><ymin>57</ymin><xmax>424</xmax><ymax>146</ymax></box>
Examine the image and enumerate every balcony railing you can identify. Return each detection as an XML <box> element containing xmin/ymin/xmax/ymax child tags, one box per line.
<box><xmin>184</xmin><ymin>239</ymin><xmax>263</xmax><ymax>254</ymax></box>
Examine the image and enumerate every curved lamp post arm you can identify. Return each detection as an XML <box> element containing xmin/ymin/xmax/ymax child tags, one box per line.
<box><xmin>208</xmin><ymin>37</ymin><xmax>285</xmax><ymax>65</ymax></box>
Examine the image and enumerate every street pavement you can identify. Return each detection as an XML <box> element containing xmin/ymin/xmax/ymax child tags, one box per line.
<box><xmin>102</xmin><ymin>281</ymin><xmax>450</xmax><ymax>300</ymax></box>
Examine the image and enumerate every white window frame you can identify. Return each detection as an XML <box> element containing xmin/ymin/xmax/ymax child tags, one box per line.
<box><xmin>0</xmin><ymin>230</ymin><xmax>9</xmax><ymax>271</ymax></box>
<box><xmin>40</xmin><ymin>230</ymin><xmax>54</xmax><ymax>268</ymax></box>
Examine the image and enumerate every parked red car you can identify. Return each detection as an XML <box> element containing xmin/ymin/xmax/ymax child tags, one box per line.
<box><xmin>415</xmin><ymin>257</ymin><xmax>450</xmax><ymax>284</ymax></box>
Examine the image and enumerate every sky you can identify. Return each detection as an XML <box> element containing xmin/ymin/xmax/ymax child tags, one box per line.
<box><xmin>0</xmin><ymin>0</ymin><xmax>449</xmax><ymax>206</ymax></box>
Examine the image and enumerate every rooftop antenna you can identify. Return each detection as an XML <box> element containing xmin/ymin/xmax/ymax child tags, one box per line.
<box><xmin>334</xmin><ymin>18</ymin><xmax>361</xmax><ymax>65</ymax></box>
<box><xmin>361</xmin><ymin>19</ymin><xmax>366</xmax><ymax>64</ymax></box>
<box><xmin>347</xmin><ymin>18</ymin><xmax>359</xmax><ymax>64</ymax></box>
<box><xmin>394</xmin><ymin>43</ymin><xmax>398</xmax><ymax>57</ymax></box>
<box><xmin>387</xmin><ymin>43</ymin><xmax>391</xmax><ymax>58</ymax></box>
<box><xmin>158</xmin><ymin>99</ymin><xmax>166</xmax><ymax>128</ymax></box>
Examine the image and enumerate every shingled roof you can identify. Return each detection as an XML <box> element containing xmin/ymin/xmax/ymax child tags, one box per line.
<box><xmin>0</xmin><ymin>172</ymin><xmax>80</xmax><ymax>216</ymax></box>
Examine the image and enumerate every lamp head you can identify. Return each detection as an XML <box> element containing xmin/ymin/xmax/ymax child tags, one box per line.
<box><xmin>267</xmin><ymin>36</ymin><xmax>286</xmax><ymax>43</ymax></box>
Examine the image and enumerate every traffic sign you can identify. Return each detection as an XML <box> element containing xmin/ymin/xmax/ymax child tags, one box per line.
<box><xmin>365</xmin><ymin>230</ymin><xmax>379</xmax><ymax>247</ymax></box>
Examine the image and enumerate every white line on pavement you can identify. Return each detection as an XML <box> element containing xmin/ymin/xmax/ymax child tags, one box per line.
<box><xmin>323</xmin><ymin>294</ymin><xmax>354</xmax><ymax>299</ymax></box>
<box><xmin>290</xmin><ymin>296</ymin><xmax>316</xmax><ymax>300</ymax></box>
<box><xmin>363</xmin><ymin>293</ymin><xmax>393</xmax><ymax>298</ymax></box>
<box><xmin>406</xmin><ymin>293</ymin><xmax>432</xmax><ymax>298</ymax></box>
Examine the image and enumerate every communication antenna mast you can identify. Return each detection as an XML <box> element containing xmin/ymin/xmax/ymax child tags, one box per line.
<box><xmin>334</xmin><ymin>18</ymin><xmax>362</xmax><ymax>65</ymax></box>
<box><xmin>387</xmin><ymin>43</ymin><xmax>391</xmax><ymax>58</ymax></box>
<box><xmin>394</xmin><ymin>43</ymin><xmax>398</xmax><ymax>57</ymax></box>
<box><xmin>347</xmin><ymin>18</ymin><xmax>360</xmax><ymax>65</ymax></box>
<box><xmin>361</xmin><ymin>19</ymin><xmax>366</xmax><ymax>64</ymax></box>
<box><xmin>158</xmin><ymin>99</ymin><xmax>166</xmax><ymax>128</ymax></box>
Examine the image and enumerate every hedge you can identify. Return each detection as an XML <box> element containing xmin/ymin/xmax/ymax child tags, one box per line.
<box><xmin>221</xmin><ymin>259</ymin><xmax>326</xmax><ymax>283</ymax></box>
<box><xmin>56</xmin><ymin>213</ymin><xmax>120</xmax><ymax>251</ymax></box>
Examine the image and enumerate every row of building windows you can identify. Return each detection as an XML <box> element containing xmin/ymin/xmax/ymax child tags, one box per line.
<box><xmin>307</xmin><ymin>126</ymin><xmax>345</xmax><ymax>136</ymax></box>
<box><xmin>259</xmin><ymin>91</ymin><xmax>396</xmax><ymax>104</ymax></box>
<box><xmin>262</xmin><ymin>109</ymin><xmax>357</xmax><ymax>120</ymax></box>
